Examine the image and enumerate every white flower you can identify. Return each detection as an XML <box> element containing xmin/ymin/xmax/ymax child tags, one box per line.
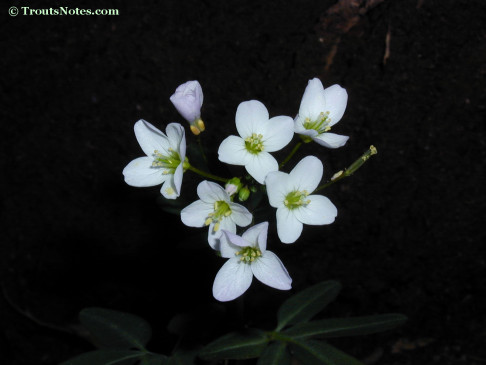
<box><xmin>170</xmin><ymin>80</ymin><xmax>205</xmax><ymax>135</ymax></box>
<box><xmin>265</xmin><ymin>156</ymin><xmax>337</xmax><ymax>244</ymax></box>
<box><xmin>213</xmin><ymin>222</ymin><xmax>292</xmax><ymax>302</ymax></box>
<box><xmin>218</xmin><ymin>100</ymin><xmax>294</xmax><ymax>184</ymax></box>
<box><xmin>180</xmin><ymin>181</ymin><xmax>253</xmax><ymax>248</ymax></box>
<box><xmin>294</xmin><ymin>78</ymin><xmax>349</xmax><ymax>148</ymax></box>
<box><xmin>123</xmin><ymin>120</ymin><xmax>186</xmax><ymax>199</ymax></box>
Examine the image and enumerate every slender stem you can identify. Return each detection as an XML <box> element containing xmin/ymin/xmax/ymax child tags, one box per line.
<box><xmin>186</xmin><ymin>163</ymin><xmax>228</xmax><ymax>183</ymax></box>
<box><xmin>196</xmin><ymin>135</ymin><xmax>208</xmax><ymax>164</ymax></box>
<box><xmin>280</xmin><ymin>141</ymin><xmax>302</xmax><ymax>168</ymax></box>
<box><xmin>316</xmin><ymin>145</ymin><xmax>377</xmax><ymax>192</ymax></box>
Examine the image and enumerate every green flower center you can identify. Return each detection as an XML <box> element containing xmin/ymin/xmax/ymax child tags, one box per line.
<box><xmin>284</xmin><ymin>190</ymin><xmax>311</xmax><ymax>210</ymax></box>
<box><xmin>235</xmin><ymin>246</ymin><xmax>262</xmax><ymax>264</ymax></box>
<box><xmin>303</xmin><ymin>111</ymin><xmax>331</xmax><ymax>134</ymax></box>
<box><xmin>245</xmin><ymin>133</ymin><xmax>264</xmax><ymax>154</ymax></box>
<box><xmin>205</xmin><ymin>200</ymin><xmax>232</xmax><ymax>232</ymax></box>
<box><xmin>152</xmin><ymin>148</ymin><xmax>181</xmax><ymax>174</ymax></box>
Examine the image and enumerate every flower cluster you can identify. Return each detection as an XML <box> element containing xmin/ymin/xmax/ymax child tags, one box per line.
<box><xmin>123</xmin><ymin>78</ymin><xmax>367</xmax><ymax>302</ymax></box>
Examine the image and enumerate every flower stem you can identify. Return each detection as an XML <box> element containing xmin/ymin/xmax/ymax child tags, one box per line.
<box><xmin>280</xmin><ymin>141</ymin><xmax>303</xmax><ymax>168</ymax></box>
<box><xmin>316</xmin><ymin>145</ymin><xmax>378</xmax><ymax>192</ymax></box>
<box><xmin>185</xmin><ymin>163</ymin><xmax>228</xmax><ymax>183</ymax></box>
<box><xmin>196</xmin><ymin>135</ymin><xmax>208</xmax><ymax>164</ymax></box>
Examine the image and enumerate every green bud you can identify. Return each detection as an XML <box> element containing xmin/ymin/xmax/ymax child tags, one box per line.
<box><xmin>238</xmin><ymin>187</ymin><xmax>251</xmax><ymax>202</ymax></box>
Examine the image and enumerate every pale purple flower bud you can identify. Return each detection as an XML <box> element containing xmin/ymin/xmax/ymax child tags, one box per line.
<box><xmin>170</xmin><ymin>80</ymin><xmax>204</xmax><ymax>125</ymax></box>
<box><xmin>225</xmin><ymin>184</ymin><xmax>238</xmax><ymax>196</ymax></box>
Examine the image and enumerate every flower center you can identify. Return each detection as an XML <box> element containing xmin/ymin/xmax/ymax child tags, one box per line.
<box><xmin>235</xmin><ymin>246</ymin><xmax>262</xmax><ymax>264</ymax></box>
<box><xmin>204</xmin><ymin>200</ymin><xmax>232</xmax><ymax>232</ymax></box>
<box><xmin>152</xmin><ymin>148</ymin><xmax>181</xmax><ymax>174</ymax></box>
<box><xmin>303</xmin><ymin>111</ymin><xmax>331</xmax><ymax>134</ymax></box>
<box><xmin>245</xmin><ymin>133</ymin><xmax>264</xmax><ymax>154</ymax></box>
<box><xmin>284</xmin><ymin>190</ymin><xmax>311</xmax><ymax>210</ymax></box>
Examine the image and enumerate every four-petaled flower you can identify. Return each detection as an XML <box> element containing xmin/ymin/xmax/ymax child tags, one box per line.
<box><xmin>294</xmin><ymin>78</ymin><xmax>349</xmax><ymax>148</ymax></box>
<box><xmin>123</xmin><ymin>120</ymin><xmax>186</xmax><ymax>199</ymax></box>
<box><xmin>218</xmin><ymin>100</ymin><xmax>294</xmax><ymax>184</ymax></box>
<box><xmin>213</xmin><ymin>222</ymin><xmax>292</xmax><ymax>302</ymax></box>
<box><xmin>170</xmin><ymin>80</ymin><xmax>205</xmax><ymax>135</ymax></box>
<box><xmin>181</xmin><ymin>181</ymin><xmax>253</xmax><ymax>248</ymax></box>
<box><xmin>265</xmin><ymin>156</ymin><xmax>337</xmax><ymax>244</ymax></box>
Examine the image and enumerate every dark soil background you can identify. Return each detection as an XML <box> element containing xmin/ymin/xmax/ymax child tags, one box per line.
<box><xmin>1</xmin><ymin>0</ymin><xmax>485</xmax><ymax>364</ymax></box>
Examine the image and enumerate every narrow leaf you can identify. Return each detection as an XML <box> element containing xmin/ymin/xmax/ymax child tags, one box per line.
<box><xmin>276</xmin><ymin>281</ymin><xmax>342</xmax><ymax>330</ymax></box>
<box><xmin>198</xmin><ymin>329</ymin><xmax>268</xmax><ymax>360</ymax></box>
<box><xmin>60</xmin><ymin>350</ymin><xmax>142</xmax><ymax>365</ymax></box>
<box><xmin>290</xmin><ymin>340</ymin><xmax>364</xmax><ymax>365</ymax></box>
<box><xmin>256</xmin><ymin>341</ymin><xmax>291</xmax><ymax>365</ymax></box>
<box><xmin>167</xmin><ymin>349</ymin><xmax>198</xmax><ymax>365</ymax></box>
<box><xmin>283</xmin><ymin>313</ymin><xmax>407</xmax><ymax>339</ymax></box>
<box><xmin>140</xmin><ymin>354</ymin><xmax>169</xmax><ymax>365</ymax></box>
<box><xmin>79</xmin><ymin>307</ymin><xmax>152</xmax><ymax>350</ymax></box>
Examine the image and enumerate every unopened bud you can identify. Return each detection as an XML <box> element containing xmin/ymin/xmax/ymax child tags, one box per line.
<box><xmin>225</xmin><ymin>178</ymin><xmax>242</xmax><ymax>196</ymax></box>
<box><xmin>331</xmin><ymin>170</ymin><xmax>344</xmax><ymax>181</ymax></box>
<box><xmin>238</xmin><ymin>187</ymin><xmax>251</xmax><ymax>202</ymax></box>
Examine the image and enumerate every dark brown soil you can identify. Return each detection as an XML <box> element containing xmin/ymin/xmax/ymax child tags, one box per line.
<box><xmin>2</xmin><ymin>0</ymin><xmax>485</xmax><ymax>364</ymax></box>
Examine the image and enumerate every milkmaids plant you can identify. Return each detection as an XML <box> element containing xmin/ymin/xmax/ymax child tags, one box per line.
<box><xmin>62</xmin><ymin>78</ymin><xmax>404</xmax><ymax>365</ymax></box>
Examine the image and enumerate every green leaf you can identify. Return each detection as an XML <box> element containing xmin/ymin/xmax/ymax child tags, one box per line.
<box><xmin>60</xmin><ymin>350</ymin><xmax>142</xmax><ymax>365</ymax></box>
<box><xmin>290</xmin><ymin>340</ymin><xmax>364</xmax><ymax>365</ymax></box>
<box><xmin>283</xmin><ymin>313</ymin><xmax>407</xmax><ymax>339</ymax></box>
<box><xmin>198</xmin><ymin>329</ymin><xmax>269</xmax><ymax>360</ymax></box>
<box><xmin>167</xmin><ymin>349</ymin><xmax>198</xmax><ymax>365</ymax></box>
<box><xmin>79</xmin><ymin>307</ymin><xmax>152</xmax><ymax>350</ymax></box>
<box><xmin>140</xmin><ymin>354</ymin><xmax>169</xmax><ymax>365</ymax></box>
<box><xmin>256</xmin><ymin>341</ymin><xmax>291</xmax><ymax>365</ymax></box>
<box><xmin>276</xmin><ymin>281</ymin><xmax>342</xmax><ymax>330</ymax></box>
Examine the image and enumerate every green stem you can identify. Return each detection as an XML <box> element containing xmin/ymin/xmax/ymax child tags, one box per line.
<box><xmin>316</xmin><ymin>145</ymin><xmax>377</xmax><ymax>192</ymax></box>
<box><xmin>196</xmin><ymin>135</ymin><xmax>208</xmax><ymax>164</ymax></box>
<box><xmin>280</xmin><ymin>141</ymin><xmax>303</xmax><ymax>168</ymax></box>
<box><xmin>186</xmin><ymin>163</ymin><xmax>228</xmax><ymax>183</ymax></box>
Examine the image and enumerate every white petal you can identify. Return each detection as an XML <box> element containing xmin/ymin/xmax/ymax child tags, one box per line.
<box><xmin>265</xmin><ymin>171</ymin><xmax>290</xmax><ymax>208</ymax></box>
<box><xmin>242</xmin><ymin>222</ymin><xmax>269</xmax><ymax>252</ymax></box>
<box><xmin>197</xmin><ymin>181</ymin><xmax>229</xmax><ymax>204</ymax></box>
<box><xmin>288</xmin><ymin>156</ymin><xmax>323</xmax><ymax>193</ymax></box>
<box><xmin>245</xmin><ymin>152</ymin><xmax>278</xmax><ymax>184</ymax></box>
<box><xmin>294</xmin><ymin>118</ymin><xmax>319</xmax><ymax>138</ymax></box>
<box><xmin>313</xmin><ymin>133</ymin><xmax>349</xmax><ymax>149</ymax></box>
<box><xmin>180</xmin><ymin>200</ymin><xmax>212</xmax><ymax>227</ymax></box>
<box><xmin>123</xmin><ymin>156</ymin><xmax>167</xmax><ymax>187</ymax></box>
<box><xmin>292</xmin><ymin>195</ymin><xmax>337</xmax><ymax>225</ymax></box>
<box><xmin>220</xmin><ymin>230</ymin><xmax>246</xmax><ymax>258</ymax></box>
<box><xmin>213</xmin><ymin>258</ymin><xmax>253</xmax><ymax>302</ymax></box>
<box><xmin>172</xmin><ymin>163</ymin><xmax>184</xmax><ymax>196</ymax></box>
<box><xmin>299</xmin><ymin>78</ymin><xmax>326</xmax><ymax>121</ymax></box>
<box><xmin>160</xmin><ymin>178</ymin><xmax>178</xmax><ymax>200</ymax></box>
<box><xmin>251</xmin><ymin>251</ymin><xmax>292</xmax><ymax>290</ymax></box>
<box><xmin>235</xmin><ymin>100</ymin><xmax>269</xmax><ymax>138</ymax></box>
<box><xmin>222</xmin><ymin>230</ymin><xmax>250</xmax><ymax>248</ymax></box>
<box><xmin>276</xmin><ymin>207</ymin><xmax>303</xmax><ymax>244</ymax></box>
<box><xmin>166</xmin><ymin>123</ymin><xmax>186</xmax><ymax>157</ymax></box>
<box><xmin>323</xmin><ymin>84</ymin><xmax>348</xmax><ymax>126</ymax></box>
<box><xmin>134</xmin><ymin>120</ymin><xmax>170</xmax><ymax>157</ymax></box>
<box><xmin>229</xmin><ymin>203</ymin><xmax>253</xmax><ymax>227</ymax></box>
<box><xmin>260</xmin><ymin>116</ymin><xmax>295</xmax><ymax>152</ymax></box>
<box><xmin>218</xmin><ymin>136</ymin><xmax>251</xmax><ymax>166</ymax></box>
<box><xmin>208</xmin><ymin>218</ymin><xmax>235</xmax><ymax>249</ymax></box>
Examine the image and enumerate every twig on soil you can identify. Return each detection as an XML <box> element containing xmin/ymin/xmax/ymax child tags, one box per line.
<box><xmin>316</xmin><ymin>0</ymin><xmax>388</xmax><ymax>72</ymax></box>
<box><xmin>383</xmin><ymin>24</ymin><xmax>391</xmax><ymax>65</ymax></box>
